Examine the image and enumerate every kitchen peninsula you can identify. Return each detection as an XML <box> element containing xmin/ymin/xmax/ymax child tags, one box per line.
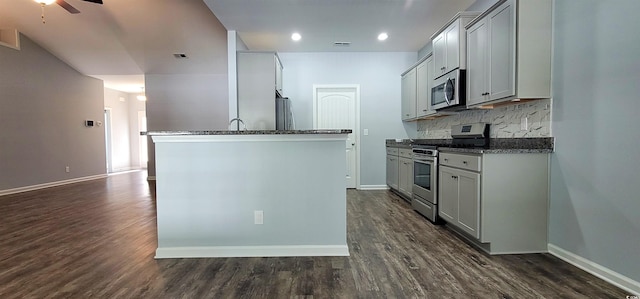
<box><xmin>148</xmin><ymin>130</ymin><xmax>351</xmax><ymax>258</ymax></box>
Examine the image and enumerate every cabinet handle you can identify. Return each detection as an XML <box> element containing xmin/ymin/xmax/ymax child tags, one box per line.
<box><xmin>444</xmin><ymin>158</ymin><xmax>449</xmax><ymax>162</ymax></box>
<box><xmin>440</xmin><ymin>67</ymin><xmax>446</xmax><ymax>70</ymax></box>
<box><xmin>422</xmin><ymin>109</ymin><xmax>427</xmax><ymax>112</ymax></box>
<box><xmin>451</xmin><ymin>175</ymin><xmax>458</xmax><ymax>179</ymax></box>
<box><xmin>463</xmin><ymin>161</ymin><xmax>468</xmax><ymax>165</ymax></box>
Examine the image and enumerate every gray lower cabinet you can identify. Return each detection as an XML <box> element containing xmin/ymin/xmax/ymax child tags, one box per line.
<box><xmin>439</xmin><ymin>165</ymin><xmax>480</xmax><ymax>238</ymax></box>
<box><xmin>386</xmin><ymin>155</ymin><xmax>399</xmax><ymax>190</ymax></box>
<box><xmin>386</xmin><ymin>146</ymin><xmax>413</xmax><ymax>201</ymax></box>
<box><xmin>438</xmin><ymin>151</ymin><xmax>549</xmax><ymax>254</ymax></box>
<box><xmin>398</xmin><ymin>156</ymin><xmax>413</xmax><ymax>198</ymax></box>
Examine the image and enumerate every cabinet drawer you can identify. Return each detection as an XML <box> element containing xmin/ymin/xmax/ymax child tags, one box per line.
<box><xmin>440</xmin><ymin>152</ymin><xmax>481</xmax><ymax>171</ymax></box>
<box><xmin>399</xmin><ymin>148</ymin><xmax>413</xmax><ymax>159</ymax></box>
<box><xmin>386</xmin><ymin>147</ymin><xmax>399</xmax><ymax>156</ymax></box>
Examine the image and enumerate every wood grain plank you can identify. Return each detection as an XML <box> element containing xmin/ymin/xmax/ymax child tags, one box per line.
<box><xmin>0</xmin><ymin>171</ymin><xmax>629</xmax><ymax>298</ymax></box>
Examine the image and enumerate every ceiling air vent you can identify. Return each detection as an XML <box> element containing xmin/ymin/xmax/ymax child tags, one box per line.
<box><xmin>333</xmin><ymin>42</ymin><xmax>351</xmax><ymax>47</ymax></box>
<box><xmin>173</xmin><ymin>53</ymin><xmax>188</xmax><ymax>59</ymax></box>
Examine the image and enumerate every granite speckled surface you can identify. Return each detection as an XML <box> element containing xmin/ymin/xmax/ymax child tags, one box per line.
<box><xmin>386</xmin><ymin>137</ymin><xmax>554</xmax><ymax>154</ymax></box>
<box><xmin>144</xmin><ymin>130</ymin><xmax>352</xmax><ymax>136</ymax></box>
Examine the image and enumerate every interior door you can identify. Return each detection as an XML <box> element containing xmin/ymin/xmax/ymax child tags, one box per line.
<box><xmin>315</xmin><ymin>86</ymin><xmax>358</xmax><ymax>189</ymax></box>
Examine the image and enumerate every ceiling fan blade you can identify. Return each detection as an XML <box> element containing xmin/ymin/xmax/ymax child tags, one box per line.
<box><xmin>82</xmin><ymin>0</ymin><xmax>104</xmax><ymax>4</ymax></box>
<box><xmin>56</xmin><ymin>0</ymin><xmax>80</xmax><ymax>14</ymax></box>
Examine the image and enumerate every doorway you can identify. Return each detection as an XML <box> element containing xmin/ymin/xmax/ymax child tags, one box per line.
<box><xmin>138</xmin><ymin>111</ymin><xmax>148</xmax><ymax>168</ymax></box>
<box><xmin>104</xmin><ymin>108</ymin><xmax>113</xmax><ymax>173</ymax></box>
<box><xmin>313</xmin><ymin>85</ymin><xmax>360</xmax><ymax>189</ymax></box>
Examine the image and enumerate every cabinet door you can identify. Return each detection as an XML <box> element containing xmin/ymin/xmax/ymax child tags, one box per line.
<box><xmin>438</xmin><ymin>166</ymin><xmax>458</xmax><ymax>222</ymax></box>
<box><xmin>432</xmin><ymin>33</ymin><xmax>447</xmax><ymax>78</ymax></box>
<box><xmin>401</xmin><ymin>69</ymin><xmax>417</xmax><ymax>120</ymax></box>
<box><xmin>445</xmin><ymin>21</ymin><xmax>460</xmax><ymax>72</ymax></box>
<box><xmin>398</xmin><ymin>157</ymin><xmax>412</xmax><ymax>197</ymax></box>
<box><xmin>466</xmin><ymin>19</ymin><xmax>488</xmax><ymax>107</ymax></box>
<box><xmin>406</xmin><ymin>158</ymin><xmax>414</xmax><ymax>196</ymax></box>
<box><xmin>387</xmin><ymin>155</ymin><xmax>399</xmax><ymax>190</ymax></box>
<box><xmin>457</xmin><ymin>170</ymin><xmax>481</xmax><ymax>239</ymax></box>
<box><xmin>416</xmin><ymin>57</ymin><xmax>433</xmax><ymax>117</ymax></box>
<box><xmin>488</xmin><ymin>0</ymin><xmax>516</xmax><ymax>101</ymax></box>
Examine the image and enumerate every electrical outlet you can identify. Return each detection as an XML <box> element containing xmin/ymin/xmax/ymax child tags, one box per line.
<box><xmin>520</xmin><ymin>117</ymin><xmax>528</xmax><ymax>131</ymax></box>
<box><xmin>254</xmin><ymin>210</ymin><xmax>263</xmax><ymax>225</ymax></box>
<box><xmin>363</xmin><ymin>129</ymin><xmax>369</xmax><ymax>136</ymax></box>
<box><xmin>65</xmin><ymin>166</ymin><xmax>70</xmax><ymax>173</ymax></box>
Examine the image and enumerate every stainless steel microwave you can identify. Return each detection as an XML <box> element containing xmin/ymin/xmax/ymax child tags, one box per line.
<box><xmin>431</xmin><ymin>69</ymin><xmax>466</xmax><ymax>110</ymax></box>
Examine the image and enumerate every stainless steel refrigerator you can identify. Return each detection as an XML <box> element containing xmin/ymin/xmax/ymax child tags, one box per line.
<box><xmin>275</xmin><ymin>97</ymin><xmax>295</xmax><ymax>130</ymax></box>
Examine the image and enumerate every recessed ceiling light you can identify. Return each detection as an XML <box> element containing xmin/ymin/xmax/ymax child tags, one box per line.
<box><xmin>34</xmin><ymin>0</ymin><xmax>56</xmax><ymax>5</ymax></box>
<box><xmin>378</xmin><ymin>32</ymin><xmax>389</xmax><ymax>41</ymax></box>
<box><xmin>291</xmin><ymin>32</ymin><xmax>301</xmax><ymax>41</ymax></box>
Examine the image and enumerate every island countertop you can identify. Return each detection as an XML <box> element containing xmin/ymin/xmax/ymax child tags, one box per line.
<box><xmin>144</xmin><ymin>129</ymin><xmax>352</xmax><ymax>136</ymax></box>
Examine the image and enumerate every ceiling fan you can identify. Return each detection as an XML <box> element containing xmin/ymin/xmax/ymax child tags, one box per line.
<box><xmin>35</xmin><ymin>0</ymin><xmax>103</xmax><ymax>15</ymax></box>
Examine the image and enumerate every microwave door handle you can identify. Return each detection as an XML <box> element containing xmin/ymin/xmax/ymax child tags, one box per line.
<box><xmin>443</xmin><ymin>77</ymin><xmax>452</xmax><ymax>105</ymax></box>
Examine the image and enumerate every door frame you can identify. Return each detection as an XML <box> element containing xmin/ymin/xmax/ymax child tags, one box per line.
<box><xmin>104</xmin><ymin>108</ymin><xmax>113</xmax><ymax>173</ymax></box>
<box><xmin>312</xmin><ymin>84</ymin><xmax>361</xmax><ymax>189</ymax></box>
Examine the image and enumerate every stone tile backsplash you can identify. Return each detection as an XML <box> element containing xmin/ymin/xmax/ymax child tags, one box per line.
<box><xmin>417</xmin><ymin>99</ymin><xmax>552</xmax><ymax>139</ymax></box>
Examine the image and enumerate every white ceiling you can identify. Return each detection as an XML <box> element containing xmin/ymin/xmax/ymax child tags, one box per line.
<box><xmin>0</xmin><ymin>0</ymin><xmax>477</xmax><ymax>93</ymax></box>
<box><xmin>205</xmin><ymin>0</ymin><xmax>476</xmax><ymax>52</ymax></box>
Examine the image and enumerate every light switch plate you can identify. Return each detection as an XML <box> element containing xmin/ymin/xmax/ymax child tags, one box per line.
<box><xmin>363</xmin><ymin>129</ymin><xmax>369</xmax><ymax>136</ymax></box>
<box><xmin>254</xmin><ymin>210</ymin><xmax>263</xmax><ymax>225</ymax></box>
<box><xmin>521</xmin><ymin>117</ymin><xmax>528</xmax><ymax>131</ymax></box>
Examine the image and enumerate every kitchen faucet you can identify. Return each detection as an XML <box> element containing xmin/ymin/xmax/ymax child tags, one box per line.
<box><xmin>228</xmin><ymin>118</ymin><xmax>247</xmax><ymax>131</ymax></box>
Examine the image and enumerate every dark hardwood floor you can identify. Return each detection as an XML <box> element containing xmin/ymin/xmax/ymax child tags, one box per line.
<box><xmin>0</xmin><ymin>171</ymin><xmax>628</xmax><ymax>298</ymax></box>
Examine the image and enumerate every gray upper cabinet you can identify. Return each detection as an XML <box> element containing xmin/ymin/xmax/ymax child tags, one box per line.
<box><xmin>401</xmin><ymin>68</ymin><xmax>417</xmax><ymax>120</ymax></box>
<box><xmin>466</xmin><ymin>0</ymin><xmax>553</xmax><ymax>108</ymax></box>
<box><xmin>431</xmin><ymin>12</ymin><xmax>480</xmax><ymax>79</ymax></box>
<box><xmin>416</xmin><ymin>55</ymin><xmax>434</xmax><ymax>118</ymax></box>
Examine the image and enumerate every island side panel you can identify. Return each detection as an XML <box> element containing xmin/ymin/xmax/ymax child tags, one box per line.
<box><xmin>153</xmin><ymin>135</ymin><xmax>347</xmax><ymax>257</ymax></box>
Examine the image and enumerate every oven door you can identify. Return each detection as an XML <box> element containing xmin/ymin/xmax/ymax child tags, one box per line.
<box><xmin>413</xmin><ymin>158</ymin><xmax>437</xmax><ymax>205</ymax></box>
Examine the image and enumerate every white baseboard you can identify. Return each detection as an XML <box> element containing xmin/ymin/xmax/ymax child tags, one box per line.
<box><xmin>147</xmin><ymin>176</ymin><xmax>156</xmax><ymax>181</ymax></box>
<box><xmin>0</xmin><ymin>174</ymin><xmax>108</xmax><ymax>197</ymax></box>
<box><xmin>548</xmin><ymin>244</ymin><xmax>640</xmax><ymax>295</ymax></box>
<box><xmin>358</xmin><ymin>185</ymin><xmax>389</xmax><ymax>190</ymax></box>
<box><xmin>155</xmin><ymin>245</ymin><xmax>350</xmax><ymax>259</ymax></box>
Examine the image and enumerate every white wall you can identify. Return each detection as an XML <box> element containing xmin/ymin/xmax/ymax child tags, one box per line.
<box><xmin>550</xmin><ymin>0</ymin><xmax>640</xmax><ymax>287</ymax></box>
<box><xmin>104</xmin><ymin>88</ymin><xmax>132</xmax><ymax>172</ymax></box>
<box><xmin>278</xmin><ymin>52</ymin><xmax>417</xmax><ymax>187</ymax></box>
<box><xmin>145</xmin><ymin>73</ymin><xmax>229</xmax><ymax>176</ymax></box>
<box><xmin>0</xmin><ymin>34</ymin><xmax>106</xmax><ymax>191</ymax></box>
<box><xmin>128</xmin><ymin>93</ymin><xmax>147</xmax><ymax>169</ymax></box>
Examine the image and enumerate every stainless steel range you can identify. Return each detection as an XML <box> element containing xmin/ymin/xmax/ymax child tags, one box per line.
<box><xmin>412</xmin><ymin>145</ymin><xmax>439</xmax><ymax>223</ymax></box>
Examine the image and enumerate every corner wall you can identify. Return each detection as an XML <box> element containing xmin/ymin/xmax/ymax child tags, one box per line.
<box><xmin>0</xmin><ymin>34</ymin><xmax>106</xmax><ymax>192</ymax></box>
<box><xmin>549</xmin><ymin>0</ymin><xmax>640</xmax><ymax>291</ymax></box>
<box><xmin>278</xmin><ymin>52</ymin><xmax>417</xmax><ymax>187</ymax></box>
<box><xmin>145</xmin><ymin>73</ymin><xmax>229</xmax><ymax>177</ymax></box>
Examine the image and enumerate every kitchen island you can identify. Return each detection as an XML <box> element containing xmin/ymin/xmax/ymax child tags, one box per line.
<box><xmin>148</xmin><ymin>130</ymin><xmax>351</xmax><ymax>258</ymax></box>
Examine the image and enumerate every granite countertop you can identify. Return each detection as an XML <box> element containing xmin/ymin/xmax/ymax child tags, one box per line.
<box><xmin>386</xmin><ymin>138</ymin><xmax>554</xmax><ymax>154</ymax></box>
<box><xmin>143</xmin><ymin>130</ymin><xmax>352</xmax><ymax>136</ymax></box>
